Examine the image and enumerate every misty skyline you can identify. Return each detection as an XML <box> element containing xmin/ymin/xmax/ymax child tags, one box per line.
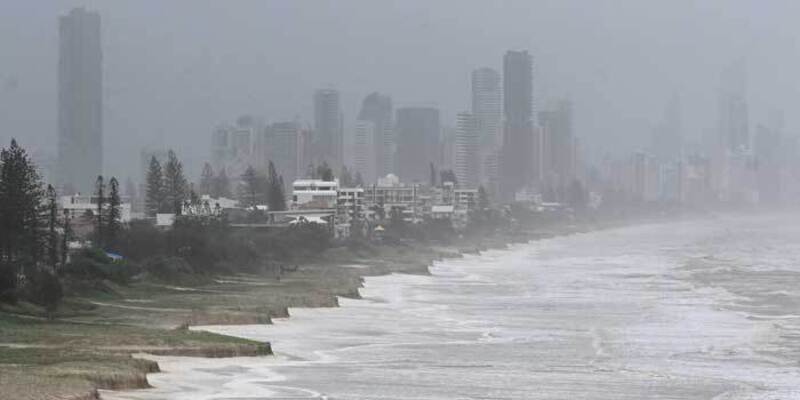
<box><xmin>1</xmin><ymin>0</ymin><xmax>799</xmax><ymax>180</ymax></box>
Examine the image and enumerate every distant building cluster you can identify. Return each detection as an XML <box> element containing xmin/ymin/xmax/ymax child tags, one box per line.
<box><xmin>286</xmin><ymin>175</ymin><xmax>479</xmax><ymax>238</ymax></box>
<box><xmin>51</xmin><ymin>6</ymin><xmax>800</xmax><ymax>215</ymax></box>
<box><xmin>591</xmin><ymin>61</ymin><xmax>800</xmax><ymax>208</ymax></box>
<box><xmin>210</xmin><ymin>116</ymin><xmax>308</xmax><ymax>186</ymax></box>
<box><xmin>176</xmin><ymin>173</ymin><xmax>479</xmax><ymax>239</ymax></box>
<box><xmin>207</xmin><ymin>49</ymin><xmax>581</xmax><ymax>207</ymax></box>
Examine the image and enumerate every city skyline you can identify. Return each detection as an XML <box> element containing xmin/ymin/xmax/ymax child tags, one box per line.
<box><xmin>6</xmin><ymin>4</ymin><xmax>800</xmax><ymax>399</ymax></box>
<box><xmin>4</xmin><ymin>1</ymin><xmax>800</xmax><ymax>183</ymax></box>
<box><xmin>42</xmin><ymin>6</ymin><xmax>800</xmax><ymax>209</ymax></box>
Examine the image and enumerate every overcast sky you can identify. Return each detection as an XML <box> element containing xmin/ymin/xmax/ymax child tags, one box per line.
<box><xmin>1</xmin><ymin>0</ymin><xmax>799</xmax><ymax>181</ymax></box>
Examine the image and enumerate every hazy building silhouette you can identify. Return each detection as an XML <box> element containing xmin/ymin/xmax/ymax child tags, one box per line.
<box><xmin>357</xmin><ymin>92</ymin><xmax>394</xmax><ymax>177</ymax></box>
<box><xmin>440</xmin><ymin>126</ymin><xmax>457</xmax><ymax>172</ymax></box>
<box><xmin>471</xmin><ymin>67</ymin><xmax>502</xmax><ymax>191</ymax></box>
<box><xmin>211</xmin><ymin>116</ymin><xmax>261</xmax><ymax>179</ymax></box>
<box><xmin>501</xmin><ymin>50</ymin><xmax>534</xmax><ymax>198</ymax></box>
<box><xmin>57</xmin><ymin>7</ymin><xmax>102</xmax><ymax>193</ymax></box>
<box><xmin>539</xmin><ymin>100</ymin><xmax>574</xmax><ymax>185</ymax></box>
<box><xmin>710</xmin><ymin>61</ymin><xmax>753</xmax><ymax>202</ymax></box>
<box><xmin>651</xmin><ymin>95</ymin><xmax>683</xmax><ymax>162</ymax></box>
<box><xmin>353</xmin><ymin>120</ymin><xmax>376</xmax><ymax>184</ymax></box>
<box><xmin>454</xmin><ymin>112</ymin><xmax>480</xmax><ymax>188</ymax></box>
<box><xmin>754</xmin><ymin>124</ymin><xmax>782</xmax><ymax>204</ymax></box>
<box><xmin>395</xmin><ymin>107</ymin><xmax>440</xmax><ymax>183</ymax></box>
<box><xmin>313</xmin><ymin>88</ymin><xmax>343</xmax><ymax>168</ymax></box>
<box><xmin>265</xmin><ymin>121</ymin><xmax>305</xmax><ymax>184</ymax></box>
<box><xmin>718</xmin><ymin>61</ymin><xmax>749</xmax><ymax>153</ymax></box>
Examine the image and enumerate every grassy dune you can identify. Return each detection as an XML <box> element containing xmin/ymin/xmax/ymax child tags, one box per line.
<box><xmin>0</xmin><ymin>218</ymin><xmax>606</xmax><ymax>400</ymax></box>
<box><xmin>0</xmin><ymin>312</ymin><xmax>271</xmax><ymax>400</ymax></box>
<box><xmin>0</xmin><ymin>240</ymin><xmax>464</xmax><ymax>399</ymax></box>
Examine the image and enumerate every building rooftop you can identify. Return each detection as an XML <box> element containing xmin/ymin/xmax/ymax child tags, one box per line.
<box><xmin>293</xmin><ymin>178</ymin><xmax>339</xmax><ymax>186</ymax></box>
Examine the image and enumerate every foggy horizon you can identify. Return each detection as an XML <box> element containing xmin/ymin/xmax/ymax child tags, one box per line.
<box><xmin>3</xmin><ymin>0</ymin><xmax>800</xmax><ymax>180</ymax></box>
<box><xmin>6</xmin><ymin>3</ymin><xmax>800</xmax><ymax>399</ymax></box>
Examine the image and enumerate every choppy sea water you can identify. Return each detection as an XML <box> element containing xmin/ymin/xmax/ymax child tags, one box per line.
<box><xmin>107</xmin><ymin>214</ymin><xmax>800</xmax><ymax>399</ymax></box>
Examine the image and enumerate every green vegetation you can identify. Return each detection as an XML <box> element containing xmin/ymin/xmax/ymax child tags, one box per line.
<box><xmin>145</xmin><ymin>155</ymin><xmax>166</xmax><ymax>216</ymax></box>
<box><xmin>0</xmin><ymin>140</ymin><xmax>630</xmax><ymax>399</ymax></box>
<box><xmin>237</xmin><ymin>161</ymin><xmax>286</xmax><ymax>211</ymax></box>
<box><xmin>0</xmin><ymin>140</ymin><xmax>60</xmax><ymax>309</ymax></box>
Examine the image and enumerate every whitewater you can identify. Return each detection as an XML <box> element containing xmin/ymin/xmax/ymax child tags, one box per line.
<box><xmin>106</xmin><ymin>214</ymin><xmax>800</xmax><ymax>399</ymax></box>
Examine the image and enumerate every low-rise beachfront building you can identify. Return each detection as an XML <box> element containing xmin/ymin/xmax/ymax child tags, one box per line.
<box><xmin>429</xmin><ymin>183</ymin><xmax>477</xmax><ymax>209</ymax></box>
<box><xmin>431</xmin><ymin>205</ymin><xmax>455</xmax><ymax>220</ymax></box>
<box><xmin>285</xmin><ymin>174</ymin><xmax>485</xmax><ymax>235</ymax></box>
<box><xmin>362</xmin><ymin>175</ymin><xmax>423</xmax><ymax>223</ymax></box>
<box><xmin>156</xmin><ymin>213</ymin><xmax>176</xmax><ymax>227</ymax></box>
<box><xmin>334</xmin><ymin>187</ymin><xmax>365</xmax><ymax>238</ymax></box>
<box><xmin>292</xmin><ymin>179</ymin><xmax>339</xmax><ymax>209</ymax></box>
<box><xmin>337</xmin><ymin>187</ymin><xmax>364</xmax><ymax>219</ymax></box>
<box><xmin>454</xmin><ymin>188</ymin><xmax>479</xmax><ymax>210</ymax></box>
<box><xmin>59</xmin><ymin>194</ymin><xmax>132</xmax><ymax>222</ymax></box>
<box><xmin>433</xmin><ymin>181</ymin><xmax>456</xmax><ymax>205</ymax></box>
<box><xmin>182</xmin><ymin>195</ymin><xmax>239</xmax><ymax>216</ymax></box>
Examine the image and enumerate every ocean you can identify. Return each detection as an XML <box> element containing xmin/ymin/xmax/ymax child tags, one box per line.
<box><xmin>106</xmin><ymin>214</ymin><xmax>800</xmax><ymax>399</ymax></box>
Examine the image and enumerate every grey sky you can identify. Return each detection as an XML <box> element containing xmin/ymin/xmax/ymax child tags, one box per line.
<box><xmin>1</xmin><ymin>0</ymin><xmax>798</xmax><ymax>180</ymax></box>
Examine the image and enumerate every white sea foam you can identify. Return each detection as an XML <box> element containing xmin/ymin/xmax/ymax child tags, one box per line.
<box><xmin>106</xmin><ymin>214</ymin><xmax>800</xmax><ymax>400</ymax></box>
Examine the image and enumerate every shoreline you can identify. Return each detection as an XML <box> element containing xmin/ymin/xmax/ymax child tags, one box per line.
<box><xmin>103</xmin><ymin>212</ymin><xmax>685</xmax><ymax>399</ymax></box>
<box><xmin>167</xmin><ymin>212</ymin><xmax>800</xmax><ymax>399</ymax></box>
<box><xmin>0</xmin><ymin>211</ymin><xmax>692</xmax><ymax>400</ymax></box>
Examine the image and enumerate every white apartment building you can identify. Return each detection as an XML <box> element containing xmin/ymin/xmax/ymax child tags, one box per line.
<box><xmin>292</xmin><ymin>179</ymin><xmax>339</xmax><ymax>209</ymax></box>
<box><xmin>59</xmin><ymin>194</ymin><xmax>132</xmax><ymax>222</ymax></box>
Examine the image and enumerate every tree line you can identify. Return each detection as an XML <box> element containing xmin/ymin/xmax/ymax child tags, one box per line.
<box><xmin>0</xmin><ymin>140</ymin><xmax>58</xmax><ymax>309</ymax></box>
<box><xmin>147</xmin><ymin>154</ymin><xmax>289</xmax><ymax>216</ymax></box>
<box><xmin>145</xmin><ymin>150</ymin><xmax>189</xmax><ymax>216</ymax></box>
<box><xmin>237</xmin><ymin>161</ymin><xmax>287</xmax><ymax>211</ymax></box>
<box><xmin>0</xmin><ymin>140</ymin><xmax>112</xmax><ymax>313</ymax></box>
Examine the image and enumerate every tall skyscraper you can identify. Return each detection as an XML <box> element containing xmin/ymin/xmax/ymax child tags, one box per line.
<box><xmin>57</xmin><ymin>7</ymin><xmax>102</xmax><ymax>193</ymax></box>
<box><xmin>395</xmin><ymin>107</ymin><xmax>440</xmax><ymax>183</ymax></box>
<box><xmin>454</xmin><ymin>112</ymin><xmax>480</xmax><ymax>188</ymax></box>
<box><xmin>358</xmin><ymin>92</ymin><xmax>394</xmax><ymax>177</ymax></box>
<box><xmin>652</xmin><ymin>95</ymin><xmax>682</xmax><ymax>162</ymax></box>
<box><xmin>265</xmin><ymin>121</ymin><xmax>305</xmax><ymax>184</ymax></box>
<box><xmin>313</xmin><ymin>88</ymin><xmax>343</xmax><ymax>168</ymax></box>
<box><xmin>353</xmin><ymin>120</ymin><xmax>376</xmax><ymax>184</ymax></box>
<box><xmin>539</xmin><ymin>100</ymin><xmax>574</xmax><ymax>185</ymax></box>
<box><xmin>471</xmin><ymin>67</ymin><xmax>502</xmax><ymax>191</ymax></box>
<box><xmin>472</xmin><ymin>67</ymin><xmax>502</xmax><ymax>149</ymax></box>
<box><xmin>501</xmin><ymin>50</ymin><xmax>534</xmax><ymax>198</ymax></box>
<box><xmin>710</xmin><ymin>61</ymin><xmax>751</xmax><ymax>201</ymax></box>
<box><xmin>718</xmin><ymin>62</ymin><xmax>749</xmax><ymax>153</ymax></box>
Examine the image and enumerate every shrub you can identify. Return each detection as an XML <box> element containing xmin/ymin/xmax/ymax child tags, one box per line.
<box><xmin>119</xmin><ymin>220</ymin><xmax>165</xmax><ymax>261</ymax></box>
<box><xmin>24</xmin><ymin>267</ymin><xmax>63</xmax><ymax>316</ymax></box>
<box><xmin>62</xmin><ymin>249</ymin><xmax>139</xmax><ymax>285</ymax></box>
<box><xmin>0</xmin><ymin>262</ymin><xmax>18</xmax><ymax>304</ymax></box>
<box><xmin>141</xmin><ymin>256</ymin><xmax>205</xmax><ymax>285</ymax></box>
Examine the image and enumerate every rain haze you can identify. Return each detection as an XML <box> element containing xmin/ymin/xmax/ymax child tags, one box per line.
<box><xmin>1</xmin><ymin>0</ymin><xmax>799</xmax><ymax>177</ymax></box>
<box><xmin>5</xmin><ymin>2</ymin><xmax>800</xmax><ymax>400</ymax></box>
